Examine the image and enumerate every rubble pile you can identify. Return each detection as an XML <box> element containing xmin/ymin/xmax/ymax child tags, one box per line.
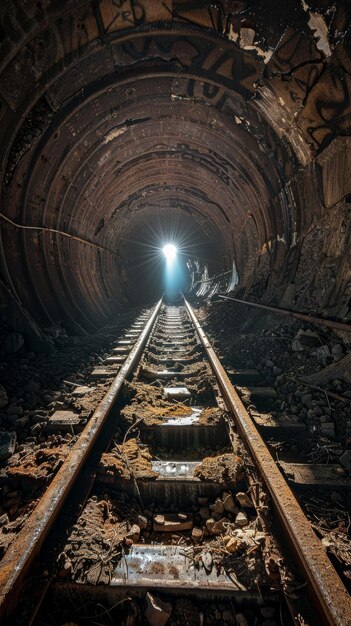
<box><xmin>202</xmin><ymin>300</ymin><xmax>351</xmax><ymax>443</ymax></box>
<box><xmin>99</xmin><ymin>438</ymin><xmax>158</xmax><ymax>480</ymax></box>
<box><xmin>0</xmin><ymin>305</ymin><xmax>152</xmax><ymax>561</ymax></box>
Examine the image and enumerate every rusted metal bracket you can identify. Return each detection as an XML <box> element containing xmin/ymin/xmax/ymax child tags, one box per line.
<box><xmin>218</xmin><ymin>294</ymin><xmax>351</xmax><ymax>333</ymax></box>
<box><xmin>0</xmin><ymin>298</ymin><xmax>162</xmax><ymax>618</ymax></box>
<box><xmin>185</xmin><ymin>297</ymin><xmax>351</xmax><ymax>626</ymax></box>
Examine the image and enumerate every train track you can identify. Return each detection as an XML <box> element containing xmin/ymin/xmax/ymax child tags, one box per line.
<box><xmin>0</xmin><ymin>295</ymin><xmax>350</xmax><ymax>625</ymax></box>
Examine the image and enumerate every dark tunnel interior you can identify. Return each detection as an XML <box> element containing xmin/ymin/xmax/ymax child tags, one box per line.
<box><xmin>1</xmin><ymin>4</ymin><xmax>351</xmax><ymax>624</ymax></box>
<box><xmin>0</xmin><ymin>0</ymin><xmax>351</xmax><ymax>339</ymax></box>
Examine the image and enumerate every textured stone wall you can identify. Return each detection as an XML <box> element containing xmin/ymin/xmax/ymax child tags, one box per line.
<box><xmin>0</xmin><ymin>1</ymin><xmax>350</xmax><ymax>334</ymax></box>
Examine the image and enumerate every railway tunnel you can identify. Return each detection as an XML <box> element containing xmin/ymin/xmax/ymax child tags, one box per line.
<box><xmin>1</xmin><ymin>0</ymin><xmax>350</xmax><ymax>338</ymax></box>
<box><xmin>1</xmin><ymin>2</ymin><xmax>351</xmax><ymax>625</ymax></box>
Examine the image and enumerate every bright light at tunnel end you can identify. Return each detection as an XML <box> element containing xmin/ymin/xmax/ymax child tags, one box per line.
<box><xmin>162</xmin><ymin>243</ymin><xmax>177</xmax><ymax>262</ymax></box>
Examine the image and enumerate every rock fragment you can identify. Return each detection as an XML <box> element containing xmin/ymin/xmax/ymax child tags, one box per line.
<box><xmin>0</xmin><ymin>432</ymin><xmax>16</xmax><ymax>461</ymax></box>
<box><xmin>222</xmin><ymin>492</ymin><xmax>236</xmax><ymax>513</ymax></box>
<box><xmin>236</xmin><ymin>492</ymin><xmax>253</xmax><ymax>508</ymax></box>
<box><xmin>201</xmin><ymin>550</ymin><xmax>213</xmax><ymax>573</ymax></box>
<box><xmin>127</xmin><ymin>524</ymin><xmax>140</xmax><ymax>542</ymax></box>
<box><xmin>235</xmin><ymin>511</ymin><xmax>248</xmax><ymax>527</ymax></box>
<box><xmin>145</xmin><ymin>592</ymin><xmax>172</xmax><ymax>626</ymax></box>
<box><xmin>191</xmin><ymin>527</ymin><xmax>203</xmax><ymax>542</ymax></box>
<box><xmin>339</xmin><ymin>450</ymin><xmax>351</xmax><ymax>473</ymax></box>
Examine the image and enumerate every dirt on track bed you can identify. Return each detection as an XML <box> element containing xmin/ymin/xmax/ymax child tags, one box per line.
<box><xmin>6</xmin><ymin>443</ymin><xmax>68</xmax><ymax>487</ymax></box>
<box><xmin>194</xmin><ymin>453</ymin><xmax>245</xmax><ymax>485</ymax></box>
<box><xmin>99</xmin><ymin>438</ymin><xmax>158</xmax><ymax>480</ymax></box>
<box><xmin>140</xmin><ymin>361</ymin><xmax>206</xmax><ymax>378</ymax></box>
<box><xmin>59</xmin><ymin>497</ymin><xmax>129</xmax><ymax>584</ymax></box>
<box><xmin>121</xmin><ymin>381</ymin><xmax>192</xmax><ymax>424</ymax></box>
<box><xmin>121</xmin><ymin>378</ymin><xmax>220</xmax><ymax>427</ymax></box>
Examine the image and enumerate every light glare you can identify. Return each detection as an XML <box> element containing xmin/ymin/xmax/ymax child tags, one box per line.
<box><xmin>162</xmin><ymin>243</ymin><xmax>177</xmax><ymax>261</ymax></box>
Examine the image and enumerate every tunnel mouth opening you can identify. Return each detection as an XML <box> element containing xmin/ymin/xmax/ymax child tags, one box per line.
<box><xmin>162</xmin><ymin>244</ymin><xmax>177</xmax><ymax>262</ymax></box>
<box><xmin>118</xmin><ymin>211</ymin><xmax>232</xmax><ymax>307</ymax></box>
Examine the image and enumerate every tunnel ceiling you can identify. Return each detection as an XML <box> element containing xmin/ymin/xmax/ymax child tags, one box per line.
<box><xmin>0</xmin><ymin>1</ymin><xmax>350</xmax><ymax>333</ymax></box>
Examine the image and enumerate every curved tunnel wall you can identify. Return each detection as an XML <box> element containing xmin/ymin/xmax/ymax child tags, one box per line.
<box><xmin>1</xmin><ymin>1</ymin><xmax>351</xmax><ymax>334</ymax></box>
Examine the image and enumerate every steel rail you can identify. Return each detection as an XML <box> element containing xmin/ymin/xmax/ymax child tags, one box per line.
<box><xmin>0</xmin><ymin>298</ymin><xmax>163</xmax><ymax>618</ymax></box>
<box><xmin>218</xmin><ymin>294</ymin><xmax>351</xmax><ymax>333</ymax></box>
<box><xmin>185</xmin><ymin>297</ymin><xmax>351</xmax><ymax>626</ymax></box>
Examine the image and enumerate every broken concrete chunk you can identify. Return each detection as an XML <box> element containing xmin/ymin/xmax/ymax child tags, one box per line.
<box><xmin>222</xmin><ymin>492</ymin><xmax>236</xmax><ymax>513</ymax></box>
<box><xmin>127</xmin><ymin>524</ymin><xmax>140</xmax><ymax>542</ymax></box>
<box><xmin>137</xmin><ymin>514</ymin><xmax>148</xmax><ymax>530</ymax></box>
<box><xmin>315</xmin><ymin>345</ymin><xmax>330</xmax><ymax>364</ymax></box>
<box><xmin>163</xmin><ymin>386</ymin><xmax>191</xmax><ymax>400</ymax></box>
<box><xmin>46</xmin><ymin>410</ymin><xmax>82</xmax><ymax>433</ymax></box>
<box><xmin>153</xmin><ymin>514</ymin><xmax>193</xmax><ymax>532</ymax></box>
<box><xmin>331</xmin><ymin>344</ymin><xmax>343</xmax><ymax>356</ymax></box>
<box><xmin>236</xmin><ymin>492</ymin><xmax>254</xmax><ymax>508</ymax></box>
<box><xmin>90</xmin><ymin>366</ymin><xmax>118</xmax><ymax>380</ymax></box>
<box><xmin>191</xmin><ymin>527</ymin><xmax>203</xmax><ymax>542</ymax></box>
<box><xmin>206</xmin><ymin>516</ymin><xmax>231</xmax><ymax>536</ymax></box>
<box><xmin>0</xmin><ymin>432</ymin><xmax>16</xmax><ymax>461</ymax></box>
<box><xmin>72</xmin><ymin>385</ymin><xmax>94</xmax><ymax>396</ymax></box>
<box><xmin>240</xmin><ymin>27</ymin><xmax>255</xmax><ymax>47</ymax></box>
<box><xmin>201</xmin><ymin>550</ymin><xmax>213</xmax><ymax>573</ymax></box>
<box><xmin>213</xmin><ymin>498</ymin><xmax>224</xmax><ymax>514</ymax></box>
<box><xmin>292</xmin><ymin>329</ymin><xmax>319</xmax><ymax>352</ymax></box>
<box><xmin>235</xmin><ymin>511</ymin><xmax>249</xmax><ymax>527</ymax></box>
<box><xmin>0</xmin><ymin>513</ymin><xmax>9</xmax><ymax>526</ymax></box>
<box><xmin>145</xmin><ymin>592</ymin><xmax>172</xmax><ymax>626</ymax></box>
<box><xmin>226</xmin><ymin>537</ymin><xmax>241</xmax><ymax>554</ymax></box>
<box><xmin>339</xmin><ymin>450</ymin><xmax>351</xmax><ymax>473</ymax></box>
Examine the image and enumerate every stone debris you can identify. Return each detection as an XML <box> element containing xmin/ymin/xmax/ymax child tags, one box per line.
<box><xmin>212</xmin><ymin>497</ymin><xmax>224</xmax><ymax>514</ymax></box>
<box><xmin>127</xmin><ymin>523</ymin><xmax>141</xmax><ymax>542</ymax></box>
<box><xmin>201</xmin><ymin>550</ymin><xmax>213</xmax><ymax>572</ymax></box>
<box><xmin>292</xmin><ymin>329</ymin><xmax>319</xmax><ymax>352</ymax></box>
<box><xmin>46</xmin><ymin>410</ymin><xmax>83</xmax><ymax>434</ymax></box>
<box><xmin>339</xmin><ymin>449</ymin><xmax>351</xmax><ymax>473</ymax></box>
<box><xmin>222</xmin><ymin>492</ymin><xmax>237</xmax><ymax>513</ymax></box>
<box><xmin>235</xmin><ymin>511</ymin><xmax>249</xmax><ymax>527</ymax></box>
<box><xmin>0</xmin><ymin>432</ymin><xmax>16</xmax><ymax>462</ymax></box>
<box><xmin>194</xmin><ymin>453</ymin><xmax>244</xmax><ymax>484</ymax></box>
<box><xmin>0</xmin><ymin>306</ymin><xmax>152</xmax><ymax>561</ymax></box>
<box><xmin>315</xmin><ymin>345</ymin><xmax>331</xmax><ymax>365</ymax></box>
<box><xmin>99</xmin><ymin>438</ymin><xmax>158</xmax><ymax>481</ymax></box>
<box><xmin>145</xmin><ymin>592</ymin><xmax>172</xmax><ymax>626</ymax></box>
<box><xmin>71</xmin><ymin>385</ymin><xmax>94</xmax><ymax>396</ymax></box>
<box><xmin>236</xmin><ymin>492</ymin><xmax>254</xmax><ymax>508</ymax></box>
<box><xmin>191</xmin><ymin>527</ymin><xmax>203</xmax><ymax>542</ymax></box>
<box><xmin>224</xmin><ymin>536</ymin><xmax>241</xmax><ymax>554</ymax></box>
<box><xmin>6</xmin><ymin>444</ymin><xmax>67</xmax><ymax>488</ymax></box>
<box><xmin>153</xmin><ymin>513</ymin><xmax>193</xmax><ymax>532</ymax></box>
<box><xmin>137</xmin><ymin>514</ymin><xmax>148</xmax><ymax>529</ymax></box>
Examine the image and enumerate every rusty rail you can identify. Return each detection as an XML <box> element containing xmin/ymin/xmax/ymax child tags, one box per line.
<box><xmin>0</xmin><ymin>298</ymin><xmax>163</xmax><ymax>618</ymax></box>
<box><xmin>185</xmin><ymin>297</ymin><xmax>351</xmax><ymax>626</ymax></box>
<box><xmin>218</xmin><ymin>294</ymin><xmax>351</xmax><ymax>333</ymax></box>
